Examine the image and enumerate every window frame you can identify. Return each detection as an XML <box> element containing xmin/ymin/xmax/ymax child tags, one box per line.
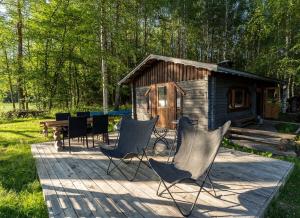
<box><xmin>227</xmin><ymin>87</ymin><xmax>251</xmax><ymax>112</ymax></box>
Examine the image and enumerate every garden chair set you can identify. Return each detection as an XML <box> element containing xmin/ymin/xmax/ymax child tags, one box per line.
<box><xmin>100</xmin><ymin>115</ymin><xmax>231</xmax><ymax>217</ymax></box>
<box><xmin>55</xmin><ymin>112</ymin><xmax>109</xmax><ymax>152</ymax></box>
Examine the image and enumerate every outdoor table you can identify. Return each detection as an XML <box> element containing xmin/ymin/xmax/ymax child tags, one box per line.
<box><xmin>153</xmin><ymin>127</ymin><xmax>169</xmax><ymax>149</ymax></box>
<box><xmin>40</xmin><ymin>118</ymin><xmax>93</xmax><ymax>151</ymax></box>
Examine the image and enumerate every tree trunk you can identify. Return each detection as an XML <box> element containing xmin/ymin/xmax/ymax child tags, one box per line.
<box><xmin>4</xmin><ymin>48</ymin><xmax>16</xmax><ymax>111</ymax></box>
<box><xmin>17</xmin><ymin>0</ymin><xmax>25</xmax><ymax>110</ymax></box>
<box><xmin>100</xmin><ymin>1</ymin><xmax>108</xmax><ymax>114</ymax></box>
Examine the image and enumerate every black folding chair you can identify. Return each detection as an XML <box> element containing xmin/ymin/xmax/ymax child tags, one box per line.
<box><xmin>100</xmin><ymin>117</ymin><xmax>158</xmax><ymax>181</ymax></box>
<box><xmin>149</xmin><ymin>120</ymin><xmax>231</xmax><ymax>217</ymax></box>
<box><xmin>88</xmin><ymin>115</ymin><xmax>109</xmax><ymax>147</ymax></box>
<box><xmin>113</xmin><ymin>115</ymin><xmax>132</xmax><ymax>147</ymax></box>
<box><xmin>167</xmin><ymin>116</ymin><xmax>196</xmax><ymax>163</ymax></box>
<box><xmin>63</xmin><ymin>117</ymin><xmax>88</xmax><ymax>153</ymax></box>
<box><xmin>76</xmin><ymin>111</ymin><xmax>90</xmax><ymax>118</ymax></box>
<box><xmin>55</xmin><ymin>112</ymin><xmax>71</xmax><ymax>121</ymax></box>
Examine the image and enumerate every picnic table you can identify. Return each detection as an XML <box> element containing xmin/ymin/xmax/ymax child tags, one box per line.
<box><xmin>40</xmin><ymin>118</ymin><xmax>94</xmax><ymax>151</ymax></box>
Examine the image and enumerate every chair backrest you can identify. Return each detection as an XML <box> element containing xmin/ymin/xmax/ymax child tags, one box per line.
<box><xmin>175</xmin><ymin>116</ymin><xmax>196</xmax><ymax>155</ymax></box>
<box><xmin>92</xmin><ymin>115</ymin><xmax>109</xmax><ymax>134</ymax></box>
<box><xmin>90</xmin><ymin>111</ymin><xmax>104</xmax><ymax>117</ymax></box>
<box><xmin>173</xmin><ymin>120</ymin><xmax>231</xmax><ymax>180</ymax></box>
<box><xmin>116</xmin><ymin>117</ymin><xmax>158</xmax><ymax>154</ymax></box>
<box><xmin>55</xmin><ymin>112</ymin><xmax>71</xmax><ymax>121</ymax></box>
<box><xmin>76</xmin><ymin>112</ymin><xmax>90</xmax><ymax>118</ymax></box>
<box><xmin>68</xmin><ymin>116</ymin><xmax>88</xmax><ymax>138</ymax></box>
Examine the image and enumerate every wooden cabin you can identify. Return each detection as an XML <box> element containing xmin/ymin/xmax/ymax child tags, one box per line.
<box><xmin>119</xmin><ymin>54</ymin><xmax>286</xmax><ymax>129</ymax></box>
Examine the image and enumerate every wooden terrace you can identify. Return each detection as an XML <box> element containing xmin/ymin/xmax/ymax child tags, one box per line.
<box><xmin>31</xmin><ymin>133</ymin><xmax>293</xmax><ymax>218</ymax></box>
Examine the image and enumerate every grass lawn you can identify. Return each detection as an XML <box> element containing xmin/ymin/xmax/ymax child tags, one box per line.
<box><xmin>0</xmin><ymin>118</ymin><xmax>48</xmax><ymax>218</ymax></box>
<box><xmin>0</xmin><ymin>118</ymin><xmax>299</xmax><ymax>217</ymax></box>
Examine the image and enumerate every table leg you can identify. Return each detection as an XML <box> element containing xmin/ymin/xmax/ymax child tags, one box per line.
<box><xmin>53</xmin><ymin>127</ymin><xmax>63</xmax><ymax>151</ymax></box>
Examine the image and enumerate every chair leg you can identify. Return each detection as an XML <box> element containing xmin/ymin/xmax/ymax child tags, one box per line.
<box><xmin>68</xmin><ymin>138</ymin><xmax>71</xmax><ymax>153</ymax></box>
<box><xmin>160</xmin><ymin>179</ymin><xmax>204</xmax><ymax>217</ymax></box>
<box><xmin>207</xmin><ymin>174</ymin><xmax>217</xmax><ymax>197</ymax></box>
<box><xmin>106</xmin><ymin>153</ymin><xmax>145</xmax><ymax>181</ymax></box>
<box><xmin>86</xmin><ymin>136</ymin><xmax>88</xmax><ymax>148</ymax></box>
<box><xmin>92</xmin><ymin>135</ymin><xmax>95</xmax><ymax>148</ymax></box>
<box><xmin>106</xmin><ymin>133</ymin><xmax>110</xmax><ymax>145</ymax></box>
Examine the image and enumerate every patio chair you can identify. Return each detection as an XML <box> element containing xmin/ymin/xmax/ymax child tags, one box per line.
<box><xmin>88</xmin><ymin>115</ymin><xmax>109</xmax><ymax>147</ymax></box>
<box><xmin>55</xmin><ymin>112</ymin><xmax>71</xmax><ymax>121</ymax></box>
<box><xmin>55</xmin><ymin>112</ymin><xmax>71</xmax><ymax>139</ymax></box>
<box><xmin>100</xmin><ymin>116</ymin><xmax>158</xmax><ymax>181</ymax></box>
<box><xmin>62</xmin><ymin>116</ymin><xmax>88</xmax><ymax>152</ymax></box>
<box><xmin>167</xmin><ymin>116</ymin><xmax>196</xmax><ymax>163</ymax></box>
<box><xmin>149</xmin><ymin>120</ymin><xmax>231</xmax><ymax>217</ymax></box>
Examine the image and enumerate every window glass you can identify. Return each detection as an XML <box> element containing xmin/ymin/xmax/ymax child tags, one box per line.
<box><xmin>234</xmin><ymin>89</ymin><xmax>244</xmax><ymax>108</ymax></box>
<box><xmin>176</xmin><ymin>91</ymin><xmax>181</xmax><ymax>108</ymax></box>
<box><xmin>228</xmin><ymin>87</ymin><xmax>251</xmax><ymax>111</ymax></box>
<box><xmin>158</xmin><ymin>86</ymin><xmax>167</xmax><ymax>107</ymax></box>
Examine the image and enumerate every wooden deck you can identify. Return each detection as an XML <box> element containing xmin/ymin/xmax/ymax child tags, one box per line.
<box><xmin>31</xmin><ymin>135</ymin><xmax>294</xmax><ymax>218</ymax></box>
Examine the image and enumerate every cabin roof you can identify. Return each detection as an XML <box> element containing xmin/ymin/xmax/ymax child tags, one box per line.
<box><xmin>118</xmin><ymin>54</ymin><xmax>282</xmax><ymax>85</ymax></box>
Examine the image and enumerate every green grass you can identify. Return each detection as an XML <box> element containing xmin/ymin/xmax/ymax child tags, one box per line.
<box><xmin>0</xmin><ymin>118</ymin><xmax>48</xmax><ymax>218</ymax></box>
<box><xmin>223</xmin><ymin>138</ymin><xmax>300</xmax><ymax>217</ymax></box>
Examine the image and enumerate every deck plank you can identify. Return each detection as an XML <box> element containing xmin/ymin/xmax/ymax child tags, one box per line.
<box><xmin>31</xmin><ymin>139</ymin><xmax>294</xmax><ymax>218</ymax></box>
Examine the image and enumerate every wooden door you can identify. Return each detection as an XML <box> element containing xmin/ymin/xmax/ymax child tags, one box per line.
<box><xmin>150</xmin><ymin>83</ymin><xmax>176</xmax><ymax>128</ymax></box>
<box><xmin>263</xmin><ymin>87</ymin><xmax>280</xmax><ymax>119</ymax></box>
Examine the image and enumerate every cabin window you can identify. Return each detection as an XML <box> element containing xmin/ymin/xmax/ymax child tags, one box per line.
<box><xmin>228</xmin><ymin>87</ymin><xmax>251</xmax><ymax>111</ymax></box>
<box><xmin>158</xmin><ymin>86</ymin><xmax>167</xmax><ymax>107</ymax></box>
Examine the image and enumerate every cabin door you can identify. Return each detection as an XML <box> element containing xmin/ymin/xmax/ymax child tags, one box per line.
<box><xmin>263</xmin><ymin>87</ymin><xmax>280</xmax><ymax>119</ymax></box>
<box><xmin>150</xmin><ymin>83</ymin><xmax>176</xmax><ymax>128</ymax></box>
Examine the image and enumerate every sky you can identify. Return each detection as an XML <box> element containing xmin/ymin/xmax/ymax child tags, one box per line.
<box><xmin>0</xmin><ymin>4</ymin><xmax>6</xmax><ymax>16</ymax></box>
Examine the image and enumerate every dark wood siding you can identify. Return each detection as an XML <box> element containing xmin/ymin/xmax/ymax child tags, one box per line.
<box><xmin>135</xmin><ymin>61</ymin><xmax>209</xmax><ymax>87</ymax></box>
<box><xmin>209</xmin><ymin>74</ymin><xmax>257</xmax><ymax>129</ymax></box>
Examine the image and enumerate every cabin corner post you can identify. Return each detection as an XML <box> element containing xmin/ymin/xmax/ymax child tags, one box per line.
<box><xmin>131</xmin><ymin>82</ymin><xmax>137</xmax><ymax>119</ymax></box>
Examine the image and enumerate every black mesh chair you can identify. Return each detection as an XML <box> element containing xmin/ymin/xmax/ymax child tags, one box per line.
<box><xmin>55</xmin><ymin>112</ymin><xmax>71</xmax><ymax>121</ymax></box>
<box><xmin>76</xmin><ymin>112</ymin><xmax>90</xmax><ymax>118</ymax></box>
<box><xmin>88</xmin><ymin>115</ymin><xmax>109</xmax><ymax>147</ymax></box>
<box><xmin>149</xmin><ymin>120</ymin><xmax>231</xmax><ymax>217</ymax></box>
<box><xmin>63</xmin><ymin>117</ymin><xmax>88</xmax><ymax>152</ymax></box>
<box><xmin>100</xmin><ymin>116</ymin><xmax>158</xmax><ymax>181</ymax></box>
<box><xmin>55</xmin><ymin>113</ymin><xmax>71</xmax><ymax>138</ymax></box>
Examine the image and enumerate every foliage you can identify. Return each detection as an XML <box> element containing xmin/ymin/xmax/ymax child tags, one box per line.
<box><xmin>275</xmin><ymin>123</ymin><xmax>299</xmax><ymax>134</ymax></box>
<box><xmin>0</xmin><ymin>0</ymin><xmax>300</xmax><ymax>111</ymax></box>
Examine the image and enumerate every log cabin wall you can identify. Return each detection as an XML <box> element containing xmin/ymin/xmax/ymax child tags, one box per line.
<box><xmin>134</xmin><ymin>60</ymin><xmax>209</xmax><ymax>130</ymax></box>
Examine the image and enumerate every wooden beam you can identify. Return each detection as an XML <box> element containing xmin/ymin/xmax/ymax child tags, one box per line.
<box><xmin>173</xmin><ymin>82</ymin><xmax>186</xmax><ymax>96</ymax></box>
<box><xmin>144</xmin><ymin>87</ymin><xmax>152</xmax><ymax>96</ymax></box>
